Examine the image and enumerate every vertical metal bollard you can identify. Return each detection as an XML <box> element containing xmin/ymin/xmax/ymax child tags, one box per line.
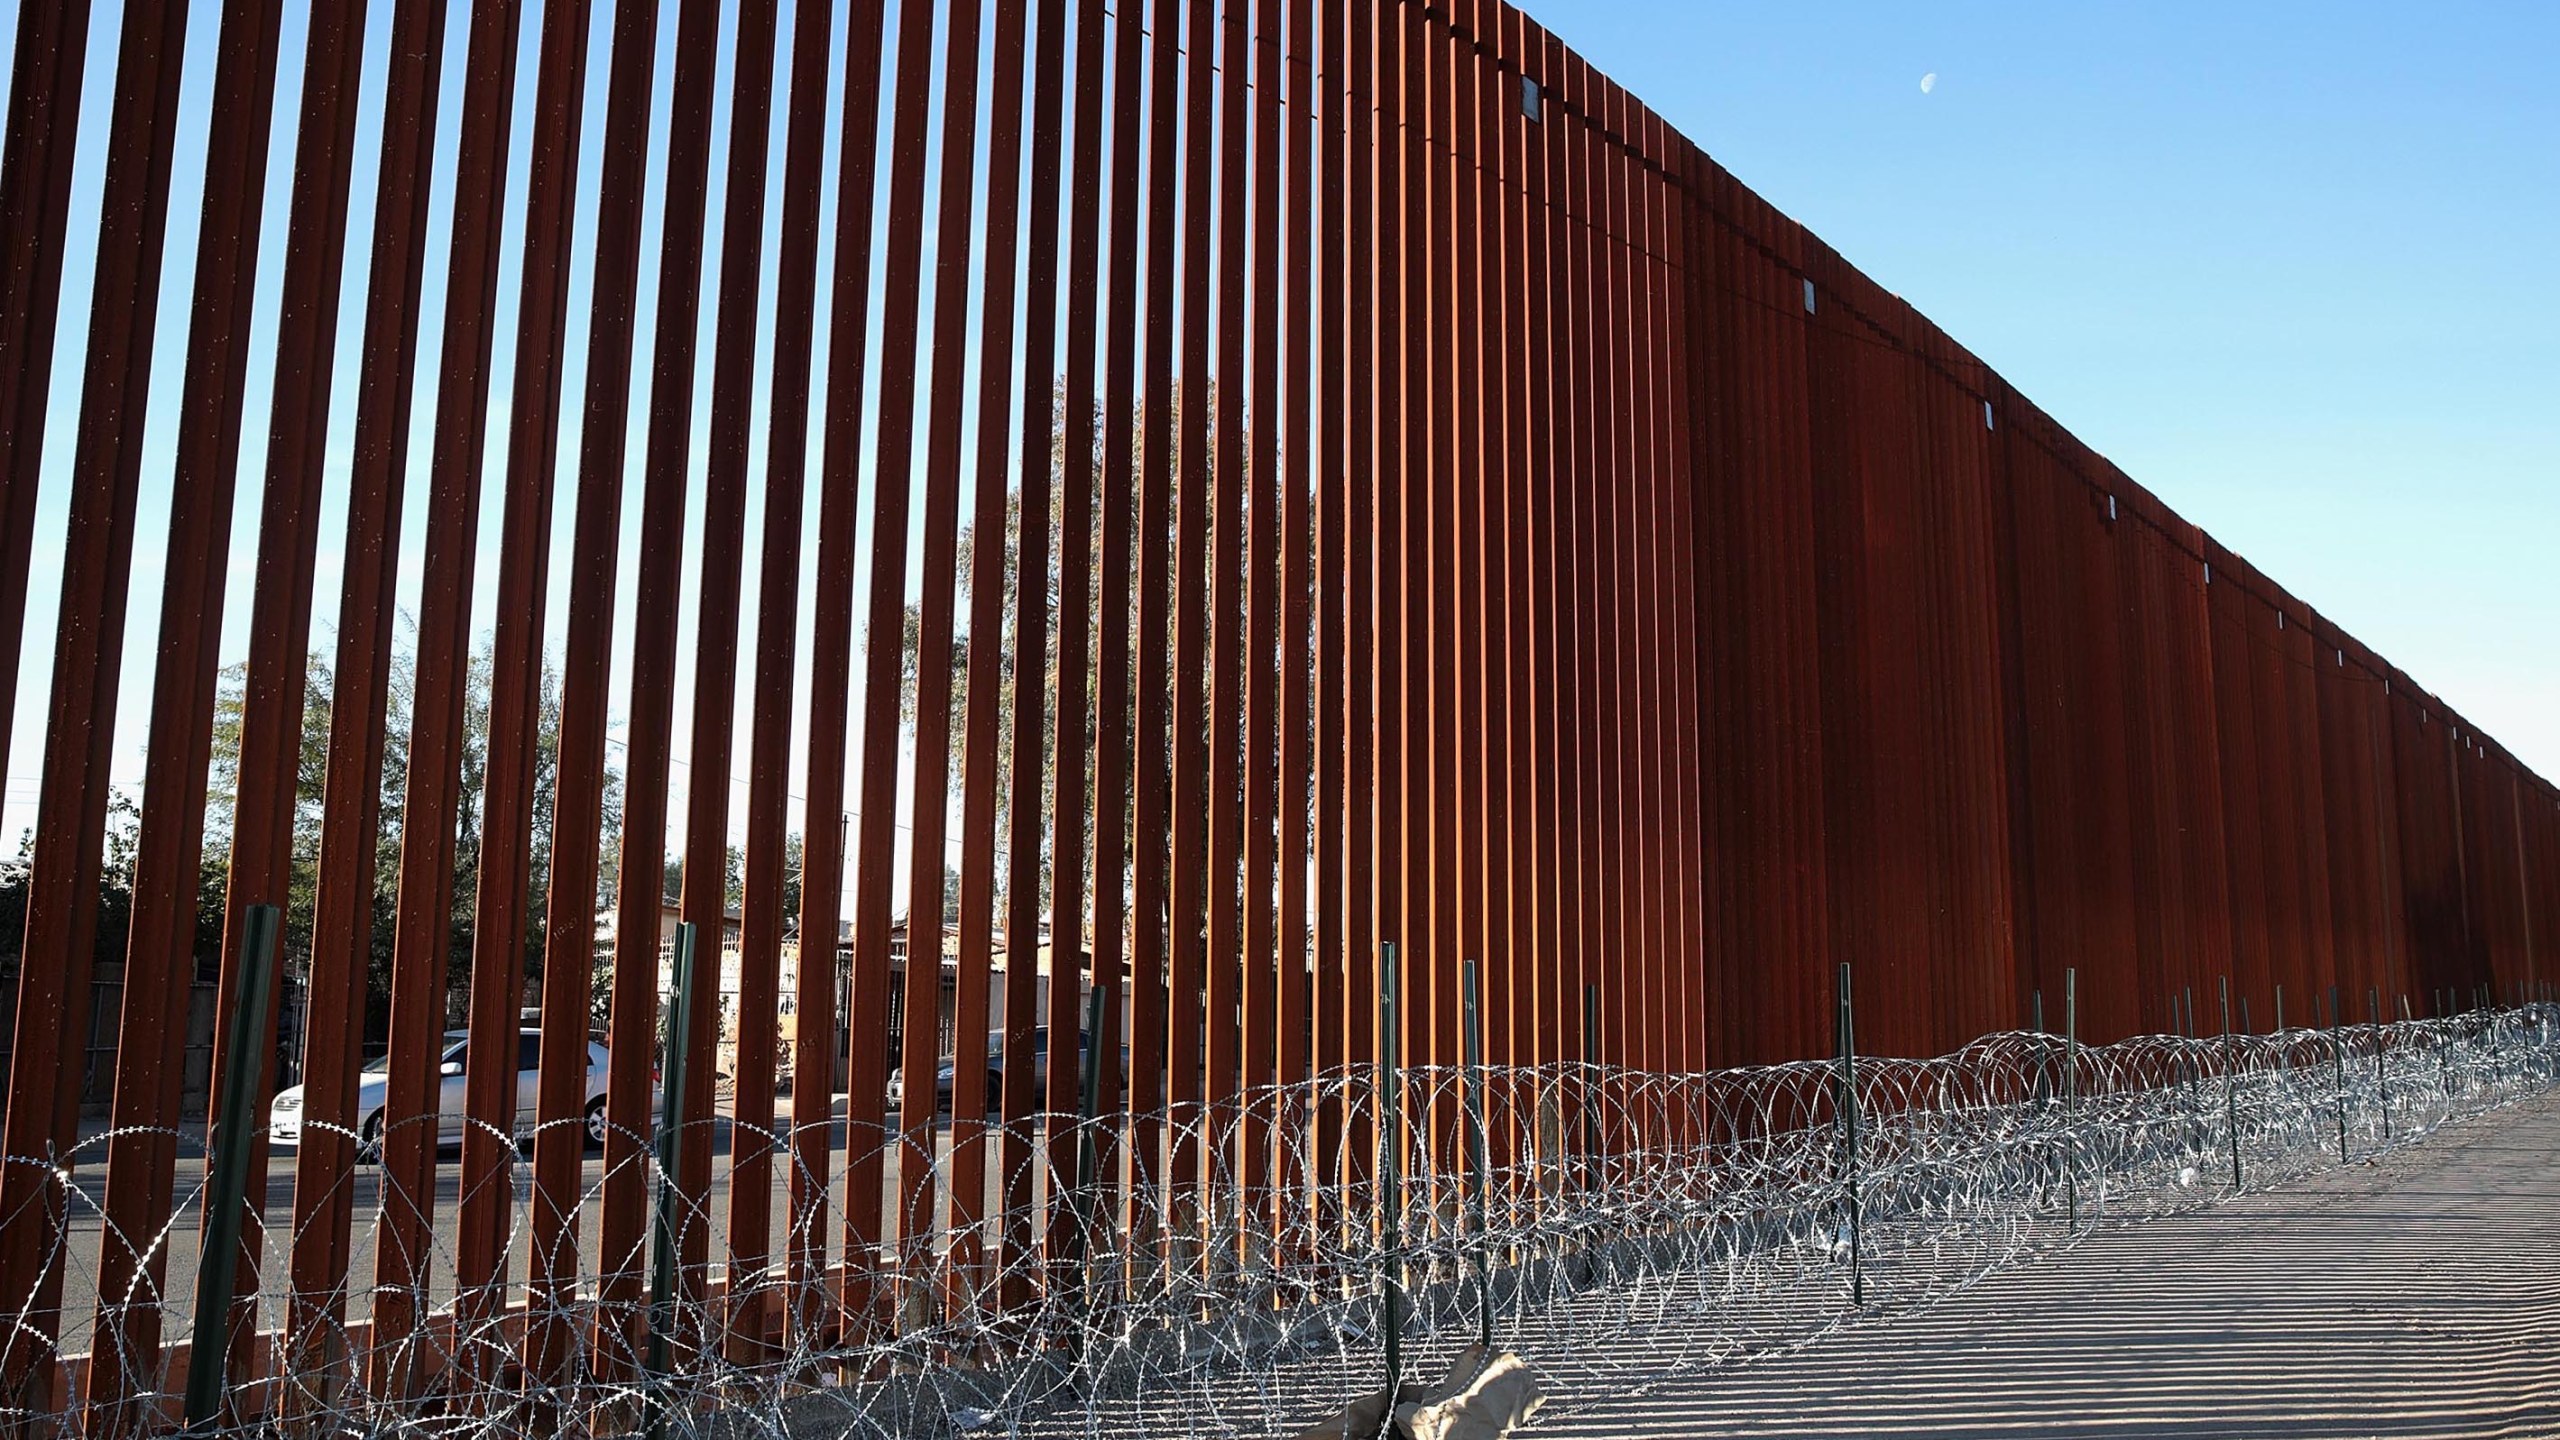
<box><xmin>1378</xmin><ymin>941</ymin><xmax>1403</xmax><ymax>1434</ymax></box>
<box><xmin>2220</xmin><ymin>977</ymin><xmax>2242</xmax><ymax>1193</ymax></box>
<box><xmin>2326</xmin><ymin>985</ymin><xmax>2349</xmax><ymax>1163</ymax></box>
<box><xmin>2369</xmin><ymin>987</ymin><xmax>2390</xmax><ymax>1144</ymax></box>
<box><xmin>1834</xmin><ymin>963</ymin><xmax>1863</xmax><ymax>1307</ymax></box>
<box><xmin>2063</xmin><ymin>969</ymin><xmax>2080</xmax><ymax>1232</ymax></box>
<box><xmin>2179</xmin><ymin>987</ymin><xmax>2202</xmax><ymax>1163</ymax></box>
<box><xmin>1462</xmin><ymin>960</ymin><xmax>1493</xmax><ymax>1351</ymax></box>
<box><xmin>2027</xmin><ymin>978</ymin><xmax>2048</xmax><ymax>1101</ymax></box>
<box><xmin>2031</xmin><ymin>988</ymin><xmax>2048</xmax><ymax>1104</ymax></box>
<box><xmin>1070</xmin><ymin>980</ymin><xmax>1111</xmax><ymax>1348</ymax></box>
<box><xmin>1580</xmin><ymin>983</ymin><xmax>1601</xmax><ymax>1189</ymax></box>
<box><xmin>185</xmin><ymin>903</ymin><xmax>281</xmax><ymax>1432</ymax></box>
<box><xmin>645</xmin><ymin>922</ymin><xmax>698</xmax><ymax>1440</ymax></box>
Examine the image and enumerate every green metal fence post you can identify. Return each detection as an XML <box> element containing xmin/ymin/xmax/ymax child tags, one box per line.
<box><xmin>1835</xmin><ymin>962</ymin><xmax>1863</xmax><ymax>1307</ymax></box>
<box><xmin>2369</xmin><ymin>987</ymin><xmax>2390</xmax><ymax>1145</ymax></box>
<box><xmin>1071</xmin><ymin>979</ymin><xmax>1111</xmax><ymax>1350</ymax></box>
<box><xmin>1462</xmin><ymin>959</ymin><xmax>1493</xmax><ymax>1351</ymax></box>
<box><xmin>1378</xmin><ymin>940</ymin><xmax>1403</xmax><ymax>1437</ymax></box>
<box><xmin>645</xmin><ymin>922</ymin><xmax>697</xmax><ymax>1440</ymax></box>
<box><xmin>184</xmin><ymin>902</ymin><xmax>280</xmax><ymax>1432</ymax></box>
<box><xmin>2063</xmin><ymin>968</ymin><xmax>2080</xmax><ymax>1231</ymax></box>
<box><xmin>2220</xmin><ymin>976</ymin><xmax>2241</xmax><ymax>1193</ymax></box>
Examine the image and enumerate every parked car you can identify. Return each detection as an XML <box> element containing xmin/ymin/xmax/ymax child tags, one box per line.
<box><xmin>886</xmin><ymin>1027</ymin><xmax>1129</xmax><ymax>1116</ymax></box>
<box><xmin>268</xmin><ymin>1029</ymin><xmax>628</xmax><ymax>1157</ymax></box>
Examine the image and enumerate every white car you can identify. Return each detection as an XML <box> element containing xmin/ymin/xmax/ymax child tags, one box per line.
<box><xmin>268</xmin><ymin>1029</ymin><xmax>620</xmax><ymax>1156</ymax></box>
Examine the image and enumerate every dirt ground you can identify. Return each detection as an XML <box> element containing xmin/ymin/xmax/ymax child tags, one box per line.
<box><xmin>1532</xmin><ymin>1092</ymin><xmax>2560</xmax><ymax>1439</ymax></box>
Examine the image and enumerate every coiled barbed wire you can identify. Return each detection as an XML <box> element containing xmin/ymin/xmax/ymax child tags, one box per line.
<box><xmin>3</xmin><ymin>1005</ymin><xmax>2552</xmax><ymax>1438</ymax></box>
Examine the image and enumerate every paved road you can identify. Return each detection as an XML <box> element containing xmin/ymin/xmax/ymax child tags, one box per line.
<box><xmin>1535</xmin><ymin>1092</ymin><xmax>2560</xmax><ymax>1439</ymax></box>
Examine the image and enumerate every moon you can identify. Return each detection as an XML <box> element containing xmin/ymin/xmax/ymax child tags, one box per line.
<box><xmin>1920</xmin><ymin>72</ymin><xmax>1938</xmax><ymax>94</ymax></box>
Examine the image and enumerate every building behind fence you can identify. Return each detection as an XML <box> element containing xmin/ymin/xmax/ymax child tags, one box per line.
<box><xmin>0</xmin><ymin>0</ymin><xmax>2555</xmax><ymax>1425</ymax></box>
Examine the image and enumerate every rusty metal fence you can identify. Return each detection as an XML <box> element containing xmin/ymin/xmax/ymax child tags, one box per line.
<box><xmin>0</xmin><ymin>0</ymin><xmax>2555</xmax><ymax>1431</ymax></box>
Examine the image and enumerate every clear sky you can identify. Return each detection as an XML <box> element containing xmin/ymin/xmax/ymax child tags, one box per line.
<box><xmin>1517</xmin><ymin>0</ymin><xmax>2560</xmax><ymax>779</ymax></box>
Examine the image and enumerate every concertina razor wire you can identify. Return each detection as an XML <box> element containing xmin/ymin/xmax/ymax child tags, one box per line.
<box><xmin>3</xmin><ymin>1003</ymin><xmax>2553</xmax><ymax>1439</ymax></box>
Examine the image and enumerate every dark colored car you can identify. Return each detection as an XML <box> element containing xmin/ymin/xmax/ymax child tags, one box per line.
<box><xmin>887</xmin><ymin>1026</ymin><xmax>1130</xmax><ymax>1116</ymax></box>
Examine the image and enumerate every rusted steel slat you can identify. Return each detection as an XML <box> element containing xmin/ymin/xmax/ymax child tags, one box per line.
<box><xmin>1240</xmin><ymin>0</ymin><xmax>1286</xmax><ymax>1238</ymax></box>
<box><xmin>1601</xmin><ymin>76</ymin><xmax>1642</xmax><ymax>1079</ymax></box>
<box><xmin>1366</xmin><ymin>0</ymin><xmax>1407</xmax><ymax>1199</ymax></box>
<box><xmin>529</xmin><ymin>0</ymin><xmax>662</xmax><ymax>1386</ymax></box>
<box><xmin>796</xmin><ymin>0</ymin><xmax>884</xmax><ymax>1347</ymax></box>
<box><xmin>674</xmin><ymin>0</ymin><xmax>777</xmax><ymax>1329</ymax></box>
<box><xmin>1398</xmin><ymin>0</ymin><xmax>1433</xmax><ymax>1111</ymax></box>
<box><xmin>453</xmin><ymin>0</ymin><xmax>589</xmax><ymax>1374</ymax></box>
<box><xmin>1466</xmin><ymin>0</ymin><xmax>1513</xmax><ymax>1091</ymax></box>
<box><xmin>1521</xmin><ymin>18</ymin><xmax>1558</xmax><ymax>1085</ymax></box>
<box><xmin>952</xmin><ymin>0</ymin><xmax>1029</xmax><ymax>1312</ymax></box>
<box><xmin>598</xmin><ymin>0</ymin><xmax>722</xmax><ymax>1376</ymax></box>
<box><xmin>1311</xmin><ymin>0</ymin><xmax>1359</xmax><ymax>1210</ymax></box>
<box><xmin>1087</xmin><ymin>0</ymin><xmax>1146</xmax><ymax>1261</ymax></box>
<box><xmin>84</xmin><ymin>0</ymin><xmax>287</xmax><ymax>1425</ymax></box>
<box><xmin>0</xmin><ymin>0</ymin><xmax>93</xmax><ymax>801</ymax></box>
<box><xmin>1433</xmin><ymin>0</ymin><xmax>1468</xmax><ymax>1167</ymax></box>
<box><xmin>1546</xmin><ymin>47</ymin><xmax>1587</xmax><ymax>1076</ymax></box>
<box><xmin>278</xmin><ymin>0</ymin><xmax>441</xmax><ymax>1406</ymax></box>
<box><xmin>1273</xmin><ymin>0</ymin><xmax>1317</xmax><ymax>1191</ymax></box>
<box><xmin>1043</xmin><ymin>0</ymin><xmax>1108</xmax><ymax>1286</ymax></box>
<box><xmin>1204</xmin><ymin>0</ymin><xmax>1254</xmax><ymax>1264</ymax></box>
<box><xmin>1494</xmin><ymin>1</ymin><xmax>1538</xmax><ymax>1106</ymax></box>
<box><xmin>1004</xmin><ymin>0</ymin><xmax>1066</xmax><ymax>1318</ymax></box>
<box><xmin>1659</xmin><ymin>123</ymin><xmax>1709</xmax><ymax>1080</ymax></box>
<box><xmin>0</xmin><ymin>0</ymin><xmax>189</xmax><ymax>1413</ymax></box>
<box><xmin>731</xmin><ymin>0</ymin><xmax>836</xmax><ymax>1358</ymax></box>
<box><xmin>899</xmin><ymin>0</ymin><xmax>984</xmax><ymax>1304</ymax></box>
<box><xmin>1377</xmin><ymin>0</ymin><xmax>1414</xmax><ymax>1121</ymax></box>
<box><xmin>1637</xmin><ymin>106</ymin><xmax>1676</xmax><ymax>1073</ymax></box>
<box><xmin>1128</xmin><ymin>0</ymin><xmax>1182</xmax><ymax>1258</ymax></box>
<box><xmin>1164</xmin><ymin>0</ymin><xmax>1217</xmax><ymax>1242</ymax></box>
<box><xmin>853</xmin><ymin>0</ymin><xmax>951</xmax><ymax>1336</ymax></box>
<box><xmin>370</xmin><ymin>0</ymin><xmax>526</xmax><ymax>1396</ymax></box>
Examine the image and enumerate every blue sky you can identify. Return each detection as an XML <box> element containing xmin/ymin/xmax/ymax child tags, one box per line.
<box><xmin>6</xmin><ymin>0</ymin><xmax>2556</xmax><ymax>864</ymax></box>
<box><xmin>1518</xmin><ymin>0</ymin><xmax>2560</xmax><ymax>778</ymax></box>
